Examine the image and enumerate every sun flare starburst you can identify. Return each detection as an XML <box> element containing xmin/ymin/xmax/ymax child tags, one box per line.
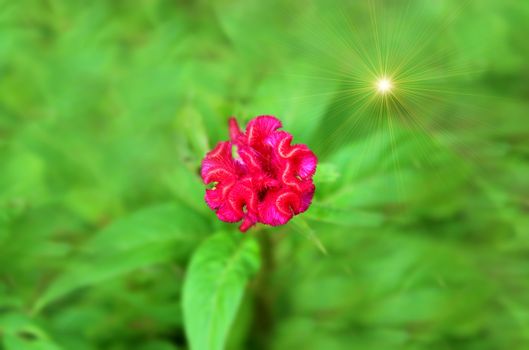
<box><xmin>284</xmin><ymin>0</ymin><xmax>479</xmax><ymax>166</ymax></box>
<box><xmin>376</xmin><ymin>77</ymin><xmax>393</xmax><ymax>94</ymax></box>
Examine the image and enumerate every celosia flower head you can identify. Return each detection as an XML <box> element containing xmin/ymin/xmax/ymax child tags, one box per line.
<box><xmin>201</xmin><ymin>116</ymin><xmax>317</xmax><ymax>232</ymax></box>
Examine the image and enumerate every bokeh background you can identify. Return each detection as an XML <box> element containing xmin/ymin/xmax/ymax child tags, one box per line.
<box><xmin>1</xmin><ymin>0</ymin><xmax>529</xmax><ymax>349</ymax></box>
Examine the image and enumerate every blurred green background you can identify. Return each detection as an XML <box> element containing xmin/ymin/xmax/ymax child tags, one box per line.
<box><xmin>1</xmin><ymin>0</ymin><xmax>529</xmax><ymax>349</ymax></box>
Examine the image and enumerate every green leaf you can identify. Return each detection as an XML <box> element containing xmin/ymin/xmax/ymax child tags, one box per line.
<box><xmin>0</xmin><ymin>148</ymin><xmax>47</xmax><ymax>206</ymax></box>
<box><xmin>0</xmin><ymin>313</ymin><xmax>63</xmax><ymax>350</ymax></box>
<box><xmin>183</xmin><ymin>233</ymin><xmax>260</xmax><ymax>350</ymax></box>
<box><xmin>33</xmin><ymin>203</ymin><xmax>208</xmax><ymax>313</ymax></box>
<box><xmin>304</xmin><ymin>203</ymin><xmax>384</xmax><ymax>228</ymax></box>
<box><xmin>289</xmin><ymin>217</ymin><xmax>328</xmax><ymax>255</ymax></box>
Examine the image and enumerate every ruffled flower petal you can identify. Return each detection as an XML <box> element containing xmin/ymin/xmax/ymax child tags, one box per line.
<box><xmin>259</xmin><ymin>188</ymin><xmax>301</xmax><ymax>226</ymax></box>
<box><xmin>200</xmin><ymin>115</ymin><xmax>317</xmax><ymax>232</ymax></box>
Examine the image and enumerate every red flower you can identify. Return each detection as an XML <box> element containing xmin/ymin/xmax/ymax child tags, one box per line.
<box><xmin>201</xmin><ymin>116</ymin><xmax>317</xmax><ymax>232</ymax></box>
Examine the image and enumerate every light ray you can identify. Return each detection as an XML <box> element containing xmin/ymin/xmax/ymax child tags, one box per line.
<box><xmin>278</xmin><ymin>0</ymin><xmax>494</xmax><ymax>195</ymax></box>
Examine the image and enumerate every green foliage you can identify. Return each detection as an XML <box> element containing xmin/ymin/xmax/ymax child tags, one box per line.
<box><xmin>34</xmin><ymin>203</ymin><xmax>207</xmax><ymax>313</ymax></box>
<box><xmin>1</xmin><ymin>0</ymin><xmax>529</xmax><ymax>349</ymax></box>
<box><xmin>0</xmin><ymin>313</ymin><xmax>62</xmax><ymax>350</ymax></box>
<box><xmin>183</xmin><ymin>233</ymin><xmax>260</xmax><ymax>350</ymax></box>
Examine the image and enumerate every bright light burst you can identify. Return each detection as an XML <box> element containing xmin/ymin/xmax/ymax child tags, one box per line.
<box><xmin>286</xmin><ymin>0</ymin><xmax>479</xmax><ymax>170</ymax></box>
<box><xmin>376</xmin><ymin>77</ymin><xmax>393</xmax><ymax>94</ymax></box>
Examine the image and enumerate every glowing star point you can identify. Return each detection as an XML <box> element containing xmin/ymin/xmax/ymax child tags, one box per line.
<box><xmin>376</xmin><ymin>77</ymin><xmax>393</xmax><ymax>94</ymax></box>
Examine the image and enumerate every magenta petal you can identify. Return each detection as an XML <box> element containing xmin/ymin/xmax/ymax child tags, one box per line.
<box><xmin>268</xmin><ymin>131</ymin><xmax>318</xmax><ymax>179</ymax></box>
<box><xmin>229</xmin><ymin>117</ymin><xmax>243</xmax><ymax>142</ymax></box>
<box><xmin>237</xmin><ymin>145</ymin><xmax>263</xmax><ymax>173</ymax></box>
<box><xmin>259</xmin><ymin>189</ymin><xmax>301</xmax><ymax>226</ymax></box>
<box><xmin>201</xmin><ymin>141</ymin><xmax>236</xmax><ymax>183</ymax></box>
<box><xmin>298</xmin><ymin>182</ymin><xmax>315</xmax><ymax>213</ymax></box>
<box><xmin>239</xmin><ymin>213</ymin><xmax>257</xmax><ymax>232</ymax></box>
<box><xmin>259</xmin><ymin>194</ymin><xmax>291</xmax><ymax>226</ymax></box>
<box><xmin>205</xmin><ymin>189</ymin><xmax>222</xmax><ymax>210</ymax></box>
<box><xmin>216</xmin><ymin>203</ymin><xmax>243</xmax><ymax>223</ymax></box>
<box><xmin>297</xmin><ymin>150</ymin><xmax>318</xmax><ymax>178</ymax></box>
<box><xmin>245</xmin><ymin>116</ymin><xmax>282</xmax><ymax>147</ymax></box>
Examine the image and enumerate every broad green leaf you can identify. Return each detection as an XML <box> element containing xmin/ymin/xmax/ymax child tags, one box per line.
<box><xmin>183</xmin><ymin>233</ymin><xmax>260</xmax><ymax>350</ymax></box>
<box><xmin>33</xmin><ymin>203</ymin><xmax>208</xmax><ymax>313</ymax></box>
<box><xmin>0</xmin><ymin>313</ymin><xmax>63</xmax><ymax>350</ymax></box>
